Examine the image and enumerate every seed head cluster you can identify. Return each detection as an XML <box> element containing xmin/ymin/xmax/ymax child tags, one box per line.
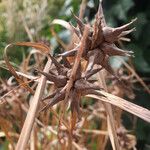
<box><xmin>39</xmin><ymin>2</ymin><xmax>136</xmax><ymax>118</ymax></box>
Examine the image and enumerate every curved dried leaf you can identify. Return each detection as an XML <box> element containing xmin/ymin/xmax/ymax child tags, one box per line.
<box><xmin>4</xmin><ymin>44</ymin><xmax>34</xmax><ymax>94</ymax></box>
<box><xmin>51</xmin><ymin>19</ymin><xmax>73</xmax><ymax>32</ymax></box>
<box><xmin>15</xmin><ymin>42</ymin><xmax>50</xmax><ymax>54</ymax></box>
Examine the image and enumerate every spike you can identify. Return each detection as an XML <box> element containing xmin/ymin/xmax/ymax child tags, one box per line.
<box><xmin>37</xmin><ymin>70</ymin><xmax>67</xmax><ymax>88</ymax></box>
<box><xmin>91</xmin><ymin>9</ymin><xmax>103</xmax><ymax>49</ymax></box>
<box><xmin>42</xmin><ymin>89</ymin><xmax>60</xmax><ymax>101</ymax></box>
<box><xmin>101</xmin><ymin>43</ymin><xmax>134</xmax><ymax>57</ymax></box>
<box><xmin>71</xmin><ymin>12</ymin><xmax>85</xmax><ymax>35</ymax></box>
<box><xmin>101</xmin><ymin>55</ymin><xmax>120</xmax><ymax>82</ymax></box>
<box><xmin>41</xmin><ymin>91</ymin><xmax>65</xmax><ymax>111</ymax></box>
<box><xmin>69</xmin><ymin>22</ymin><xmax>81</xmax><ymax>38</ymax></box>
<box><xmin>118</xmin><ymin>27</ymin><xmax>136</xmax><ymax>38</ymax></box>
<box><xmin>48</xmin><ymin>54</ymin><xmax>63</xmax><ymax>72</ymax></box>
<box><xmin>97</xmin><ymin>0</ymin><xmax>106</xmax><ymax>27</ymax></box>
<box><xmin>119</xmin><ymin>37</ymin><xmax>131</xmax><ymax>42</ymax></box>
<box><xmin>85</xmin><ymin>54</ymin><xmax>95</xmax><ymax>72</ymax></box>
<box><xmin>85</xmin><ymin>67</ymin><xmax>102</xmax><ymax>79</ymax></box>
<box><xmin>115</xmin><ymin>18</ymin><xmax>137</xmax><ymax>33</ymax></box>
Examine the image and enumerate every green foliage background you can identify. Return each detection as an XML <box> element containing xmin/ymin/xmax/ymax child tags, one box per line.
<box><xmin>0</xmin><ymin>0</ymin><xmax>150</xmax><ymax>149</ymax></box>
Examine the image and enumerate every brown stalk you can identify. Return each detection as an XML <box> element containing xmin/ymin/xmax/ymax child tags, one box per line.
<box><xmin>16</xmin><ymin>59</ymin><xmax>51</xmax><ymax>150</ymax></box>
<box><xmin>64</xmin><ymin>25</ymin><xmax>90</xmax><ymax>104</ymax></box>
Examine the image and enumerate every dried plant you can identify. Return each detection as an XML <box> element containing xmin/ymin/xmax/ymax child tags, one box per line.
<box><xmin>0</xmin><ymin>1</ymin><xmax>150</xmax><ymax>150</ymax></box>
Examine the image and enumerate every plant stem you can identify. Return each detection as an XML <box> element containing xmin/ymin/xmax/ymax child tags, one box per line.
<box><xmin>16</xmin><ymin>59</ymin><xmax>51</xmax><ymax>150</ymax></box>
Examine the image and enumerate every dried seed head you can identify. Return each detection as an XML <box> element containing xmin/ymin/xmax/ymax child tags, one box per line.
<box><xmin>41</xmin><ymin>1</ymin><xmax>137</xmax><ymax>120</ymax></box>
<box><xmin>40</xmin><ymin>54</ymin><xmax>104</xmax><ymax>117</ymax></box>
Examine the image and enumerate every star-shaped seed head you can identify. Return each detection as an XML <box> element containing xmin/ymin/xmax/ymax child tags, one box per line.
<box><xmin>38</xmin><ymin>54</ymin><xmax>103</xmax><ymax>119</ymax></box>
<box><xmin>60</xmin><ymin>2</ymin><xmax>136</xmax><ymax>83</ymax></box>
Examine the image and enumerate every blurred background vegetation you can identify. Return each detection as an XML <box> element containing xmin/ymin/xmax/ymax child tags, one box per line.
<box><xmin>0</xmin><ymin>0</ymin><xmax>150</xmax><ymax>149</ymax></box>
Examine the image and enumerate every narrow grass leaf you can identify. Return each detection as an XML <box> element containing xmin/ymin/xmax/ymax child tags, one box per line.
<box><xmin>86</xmin><ymin>90</ymin><xmax>150</xmax><ymax>123</ymax></box>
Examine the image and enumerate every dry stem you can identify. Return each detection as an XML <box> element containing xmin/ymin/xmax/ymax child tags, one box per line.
<box><xmin>16</xmin><ymin>59</ymin><xmax>51</xmax><ymax>150</ymax></box>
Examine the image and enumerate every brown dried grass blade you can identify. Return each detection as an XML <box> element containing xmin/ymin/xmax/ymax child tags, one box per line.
<box><xmin>16</xmin><ymin>59</ymin><xmax>51</xmax><ymax>150</ymax></box>
<box><xmin>0</xmin><ymin>65</ymin><xmax>48</xmax><ymax>84</ymax></box>
<box><xmin>86</xmin><ymin>90</ymin><xmax>150</xmax><ymax>123</ymax></box>
<box><xmin>15</xmin><ymin>42</ymin><xmax>50</xmax><ymax>54</ymax></box>
<box><xmin>4</xmin><ymin>44</ymin><xmax>34</xmax><ymax>94</ymax></box>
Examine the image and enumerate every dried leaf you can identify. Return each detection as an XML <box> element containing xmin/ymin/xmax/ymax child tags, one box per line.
<box><xmin>15</xmin><ymin>42</ymin><xmax>50</xmax><ymax>54</ymax></box>
<box><xmin>86</xmin><ymin>90</ymin><xmax>150</xmax><ymax>123</ymax></box>
<box><xmin>51</xmin><ymin>19</ymin><xmax>73</xmax><ymax>32</ymax></box>
<box><xmin>4</xmin><ymin>44</ymin><xmax>34</xmax><ymax>94</ymax></box>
